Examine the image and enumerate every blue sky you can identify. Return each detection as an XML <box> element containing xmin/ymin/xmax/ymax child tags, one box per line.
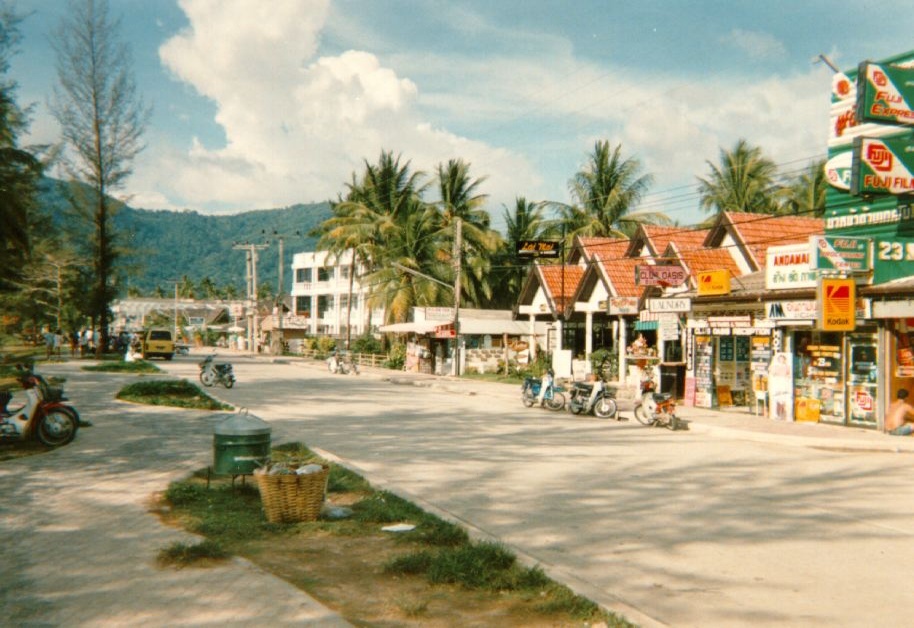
<box><xmin>10</xmin><ymin>0</ymin><xmax>914</xmax><ymax>227</ymax></box>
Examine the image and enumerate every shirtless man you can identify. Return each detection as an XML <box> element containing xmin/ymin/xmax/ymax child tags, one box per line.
<box><xmin>885</xmin><ymin>389</ymin><xmax>914</xmax><ymax>436</ymax></box>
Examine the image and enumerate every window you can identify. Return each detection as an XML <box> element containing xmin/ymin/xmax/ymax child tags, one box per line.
<box><xmin>318</xmin><ymin>295</ymin><xmax>333</xmax><ymax>317</ymax></box>
<box><xmin>295</xmin><ymin>268</ymin><xmax>312</xmax><ymax>283</ymax></box>
<box><xmin>295</xmin><ymin>296</ymin><xmax>311</xmax><ymax>316</ymax></box>
<box><xmin>318</xmin><ymin>267</ymin><xmax>332</xmax><ymax>282</ymax></box>
<box><xmin>339</xmin><ymin>264</ymin><xmax>350</xmax><ymax>280</ymax></box>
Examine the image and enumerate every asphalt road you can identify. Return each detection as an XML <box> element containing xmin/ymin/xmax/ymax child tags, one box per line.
<box><xmin>8</xmin><ymin>354</ymin><xmax>914</xmax><ymax>627</ymax></box>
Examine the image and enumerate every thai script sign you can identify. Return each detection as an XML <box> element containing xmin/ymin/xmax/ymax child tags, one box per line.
<box><xmin>765</xmin><ymin>243</ymin><xmax>819</xmax><ymax>289</ymax></box>
<box><xmin>635</xmin><ymin>264</ymin><xmax>688</xmax><ymax>286</ymax></box>
<box><xmin>852</xmin><ymin>135</ymin><xmax>914</xmax><ymax>195</ymax></box>
<box><xmin>810</xmin><ymin>235</ymin><xmax>872</xmax><ymax>271</ymax></box>
<box><xmin>856</xmin><ymin>62</ymin><xmax>914</xmax><ymax>126</ymax></box>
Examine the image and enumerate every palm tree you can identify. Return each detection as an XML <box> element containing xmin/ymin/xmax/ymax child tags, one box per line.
<box><xmin>489</xmin><ymin>197</ymin><xmax>555</xmax><ymax>308</ymax></box>
<box><xmin>781</xmin><ymin>159</ymin><xmax>827</xmax><ymax>217</ymax></box>
<box><xmin>697</xmin><ymin>138</ymin><xmax>780</xmax><ymax>215</ymax></box>
<box><xmin>554</xmin><ymin>141</ymin><xmax>661</xmax><ymax>245</ymax></box>
<box><xmin>434</xmin><ymin>159</ymin><xmax>501</xmax><ymax>307</ymax></box>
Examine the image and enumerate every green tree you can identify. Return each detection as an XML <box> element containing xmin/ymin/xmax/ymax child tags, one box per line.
<box><xmin>554</xmin><ymin>141</ymin><xmax>661</xmax><ymax>244</ymax></box>
<box><xmin>49</xmin><ymin>0</ymin><xmax>150</xmax><ymax>355</ymax></box>
<box><xmin>781</xmin><ymin>158</ymin><xmax>827</xmax><ymax>217</ymax></box>
<box><xmin>197</xmin><ymin>276</ymin><xmax>218</xmax><ymax>300</ymax></box>
<box><xmin>697</xmin><ymin>138</ymin><xmax>780</xmax><ymax>215</ymax></box>
<box><xmin>489</xmin><ymin>197</ymin><xmax>556</xmax><ymax>309</ymax></box>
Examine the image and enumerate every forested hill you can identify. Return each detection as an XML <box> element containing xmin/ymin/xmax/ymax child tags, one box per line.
<box><xmin>39</xmin><ymin>177</ymin><xmax>330</xmax><ymax>295</ymax></box>
<box><xmin>116</xmin><ymin>202</ymin><xmax>330</xmax><ymax>294</ymax></box>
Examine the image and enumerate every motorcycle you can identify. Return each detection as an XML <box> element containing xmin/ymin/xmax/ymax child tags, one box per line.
<box><xmin>199</xmin><ymin>355</ymin><xmax>235</xmax><ymax>388</ymax></box>
<box><xmin>521</xmin><ymin>371</ymin><xmax>566</xmax><ymax>411</ymax></box>
<box><xmin>0</xmin><ymin>364</ymin><xmax>80</xmax><ymax>447</ymax></box>
<box><xmin>568</xmin><ymin>377</ymin><xmax>619</xmax><ymax>419</ymax></box>
<box><xmin>327</xmin><ymin>351</ymin><xmax>359</xmax><ymax>375</ymax></box>
<box><xmin>633</xmin><ymin>373</ymin><xmax>680</xmax><ymax>430</ymax></box>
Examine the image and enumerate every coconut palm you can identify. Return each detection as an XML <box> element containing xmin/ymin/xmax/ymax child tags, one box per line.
<box><xmin>781</xmin><ymin>158</ymin><xmax>827</xmax><ymax>217</ymax></box>
<box><xmin>488</xmin><ymin>197</ymin><xmax>556</xmax><ymax>308</ymax></box>
<box><xmin>698</xmin><ymin>138</ymin><xmax>780</xmax><ymax>215</ymax></box>
<box><xmin>553</xmin><ymin>141</ymin><xmax>662</xmax><ymax>246</ymax></box>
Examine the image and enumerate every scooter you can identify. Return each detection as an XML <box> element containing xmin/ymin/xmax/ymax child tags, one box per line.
<box><xmin>568</xmin><ymin>377</ymin><xmax>619</xmax><ymax>419</ymax></box>
<box><xmin>633</xmin><ymin>373</ymin><xmax>680</xmax><ymax>430</ymax></box>
<box><xmin>0</xmin><ymin>364</ymin><xmax>80</xmax><ymax>447</ymax></box>
<box><xmin>199</xmin><ymin>355</ymin><xmax>235</xmax><ymax>388</ymax></box>
<box><xmin>521</xmin><ymin>371</ymin><xmax>566</xmax><ymax>411</ymax></box>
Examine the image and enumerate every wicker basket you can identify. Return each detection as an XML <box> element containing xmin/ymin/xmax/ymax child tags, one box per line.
<box><xmin>254</xmin><ymin>465</ymin><xmax>329</xmax><ymax>523</ymax></box>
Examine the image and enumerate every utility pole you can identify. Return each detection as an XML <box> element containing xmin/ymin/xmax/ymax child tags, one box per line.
<box><xmin>263</xmin><ymin>230</ymin><xmax>300</xmax><ymax>354</ymax></box>
<box><xmin>233</xmin><ymin>242</ymin><xmax>268</xmax><ymax>353</ymax></box>
<box><xmin>453</xmin><ymin>218</ymin><xmax>462</xmax><ymax>377</ymax></box>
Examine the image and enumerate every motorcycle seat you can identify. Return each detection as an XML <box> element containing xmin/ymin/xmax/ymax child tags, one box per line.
<box><xmin>653</xmin><ymin>392</ymin><xmax>673</xmax><ymax>402</ymax></box>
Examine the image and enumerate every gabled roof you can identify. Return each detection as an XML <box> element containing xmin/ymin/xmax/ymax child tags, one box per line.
<box><xmin>574</xmin><ymin>236</ymin><xmax>628</xmax><ymax>263</ymax></box>
<box><xmin>706</xmin><ymin>212</ymin><xmax>824</xmax><ymax>271</ymax></box>
<box><xmin>516</xmin><ymin>263</ymin><xmax>584</xmax><ymax>317</ymax></box>
<box><xmin>626</xmin><ymin>225</ymin><xmax>687</xmax><ymax>259</ymax></box>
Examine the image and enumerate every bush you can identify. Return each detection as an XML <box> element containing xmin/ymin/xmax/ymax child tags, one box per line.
<box><xmin>350</xmin><ymin>333</ymin><xmax>382</xmax><ymax>355</ymax></box>
<box><xmin>385</xmin><ymin>343</ymin><xmax>406</xmax><ymax>370</ymax></box>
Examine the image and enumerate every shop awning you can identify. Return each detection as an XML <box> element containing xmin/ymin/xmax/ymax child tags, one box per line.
<box><xmin>634</xmin><ymin>320</ymin><xmax>659</xmax><ymax>330</ymax></box>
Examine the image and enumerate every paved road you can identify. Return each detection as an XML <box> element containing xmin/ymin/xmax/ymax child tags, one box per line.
<box><xmin>5</xmin><ymin>354</ymin><xmax>914</xmax><ymax>627</ymax></box>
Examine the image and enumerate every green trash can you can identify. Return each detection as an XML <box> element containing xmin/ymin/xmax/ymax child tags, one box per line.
<box><xmin>213</xmin><ymin>410</ymin><xmax>271</xmax><ymax>476</ymax></box>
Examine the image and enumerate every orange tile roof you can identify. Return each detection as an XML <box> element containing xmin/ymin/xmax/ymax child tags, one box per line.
<box><xmin>597</xmin><ymin>254</ymin><xmax>641</xmax><ymax>297</ymax></box>
<box><xmin>725</xmin><ymin>212</ymin><xmax>824</xmax><ymax>269</ymax></box>
<box><xmin>578</xmin><ymin>237</ymin><xmax>628</xmax><ymax>261</ymax></box>
<box><xmin>539</xmin><ymin>264</ymin><xmax>584</xmax><ymax>314</ymax></box>
<box><xmin>639</xmin><ymin>225</ymin><xmax>686</xmax><ymax>257</ymax></box>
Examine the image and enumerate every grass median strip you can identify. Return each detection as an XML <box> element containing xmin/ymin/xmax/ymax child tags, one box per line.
<box><xmin>155</xmin><ymin>442</ymin><xmax>632</xmax><ymax>627</ymax></box>
<box><xmin>116</xmin><ymin>378</ymin><xmax>232</xmax><ymax>410</ymax></box>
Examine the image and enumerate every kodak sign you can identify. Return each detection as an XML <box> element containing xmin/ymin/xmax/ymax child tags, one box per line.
<box><xmin>697</xmin><ymin>270</ymin><xmax>731</xmax><ymax>296</ymax></box>
<box><xmin>817</xmin><ymin>278</ymin><xmax>856</xmax><ymax>331</ymax></box>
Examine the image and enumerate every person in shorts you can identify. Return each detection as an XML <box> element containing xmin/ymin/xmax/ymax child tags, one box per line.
<box><xmin>885</xmin><ymin>389</ymin><xmax>914</xmax><ymax>436</ymax></box>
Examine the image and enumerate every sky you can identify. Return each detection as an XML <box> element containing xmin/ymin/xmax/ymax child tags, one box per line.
<box><xmin>10</xmin><ymin>0</ymin><xmax>914</xmax><ymax>229</ymax></box>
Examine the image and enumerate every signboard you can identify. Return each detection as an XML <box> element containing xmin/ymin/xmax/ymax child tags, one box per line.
<box><xmin>424</xmin><ymin>307</ymin><xmax>455</xmax><ymax>321</ymax></box>
<box><xmin>635</xmin><ymin>264</ymin><xmax>688</xmax><ymax>286</ymax></box>
<box><xmin>609</xmin><ymin>297</ymin><xmax>639</xmax><ymax>315</ymax></box>
<box><xmin>856</xmin><ymin>62</ymin><xmax>914</xmax><ymax>126</ymax></box>
<box><xmin>810</xmin><ymin>235</ymin><xmax>872</xmax><ymax>271</ymax></box>
<box><xmin>765</xmin><ymin>243</ymin><xmax>818</xmax><ymax>290</ymax></box>
<box><xmin>825</xmin><ymin>150</ymin><xmax>854</xmax><ymax>190</ymax></box>
<box><xmin>697</xmin><ymin>270</ymin><xmax>731</xmax><ymax>296</ymax></box>
<box><xmin>646</xmin><ymin>298</ymin><xmax>691</xmax><ymax>313</ymax></box>
<box><xmin>516</xmin><ymin>240</ymin><xmax>560</xmax><ymax>258</ymax></box>
<box><xmin>767</xmin><ymin>299</ymin><xmax>871</xmax><ymax>322</ymax></box>
<box><xmin>852</xmin><ymin>135</ymin><xmax>914</xmax><ymax>196</ymax></box>
<box><xmin>817</xmin><ymin>277</ymin><xmax>856</xmax><ymax>331</ymax></box>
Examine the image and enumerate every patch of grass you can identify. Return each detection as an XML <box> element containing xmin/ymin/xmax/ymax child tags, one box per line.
<box><xmin>157</xmin><ymin>539</ymin><xmax>230</xmax><ymax>567</ymax></box>
<box><xmin>394</xmin><ymin>596</ymin><xmax>430</xmax><ymax>618</ymax></box>
<box><xmin>83</xmin><ymin>360</ymin><xmax>161</xmax><ymax>374</ymax></box>
<box><xmin>353</xmin><ymin>490</ymin><xmax>428</xmax><ymax>524</ymax></box>
<box><xmin>164</xmin><ymin>480</ymin><xmax>280</xmax><ymax>543</ymax></box>
<box><xmin>531</xmin><ymin>583</ymin><xmax>623</xmax><ymax>623</ymax></box>
<box><xmin>116</xmin><ymin>378</ymin><xmax>232</xmax><ymax>410</ymax></box>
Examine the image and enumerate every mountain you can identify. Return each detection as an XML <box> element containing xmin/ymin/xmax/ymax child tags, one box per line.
<box><xmin>39</xmin><ymin>178</ymin><xmax>331</xmax><ymax>295</ymax></box>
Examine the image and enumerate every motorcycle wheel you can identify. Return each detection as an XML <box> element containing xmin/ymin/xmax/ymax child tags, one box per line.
<box><xmin>522</xmin><ymin>389</ymin><xmax>536</xmax><ymax>408</ymax></box>
<box><xmin>200</xmin><ymin>371</ymin><xmax>215</xmax><ymax>387</ymax></box>
<box><xmin>633</xmin><ymin>404</ymin><xmax>654</xmax><ymax>426</ymax></box>
<box><xmin>36</xmin><ymin>408</ymin><xmax>78</xmax><ymax>447</ymax></box>
<box><xmin>668</xmin><ymin>414</ymin><xmax>679</xmax><ymax>431</ymax></box>
<box><xmin>569</xmin><ymin>399</ymin><xmax>584</xmax><ymax>414</ymax></box>
<box><xmin>593</xmin><ymin>396</ymin><xmax>618</xmax><ymax>419</ymax></box>
<box><xmin>545</xmin><ymin>392</ymin><xmax>565</xmax><ymax>411</ymax></box>
<box><xmin>223</xmin><ymin>377</ymin><xmax>235</xmax><ymax>389</ymax></box>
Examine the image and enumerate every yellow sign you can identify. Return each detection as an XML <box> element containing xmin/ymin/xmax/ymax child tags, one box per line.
<box><xmin>697</xmin><ymin>270</ymin><xmax>731</xmax><ymax>296</ymax></box>
<box><xmin>817</xmin><ymin>277</ymin><xmax>856</xmax><ymax>331</ymax></box>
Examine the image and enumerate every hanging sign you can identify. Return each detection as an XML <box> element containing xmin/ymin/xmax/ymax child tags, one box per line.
<box><xmin>856</xmin><ymin>62</ymin><xmax>914</xmax><ymax>126</ymax></box>
<box><xmin>817</xmin><ymin>278</ymin><xmax>856</xmax><ymax>331</ymax></box>
<box><xmin>635</xmin><ymin>264</ymin><xmax>688</xmax><ymax>286</ymax></box>
<box><xmin>852</xmin><ymin>135</ymin><xmax>914</xmax><ymax>196</ymax></box>
<box><xmin>646</xmin><ymin>297</ymin><xmax>691</xmax><ymax>313</ymax></box>
<box><xmin>609</xmin><ymin>296</ymin><xmax>639</xmax><ymax>315</ymax></box>
<box><xmin>766</xmin><ymin>243</ymin><xmax>819</xmax><ymax>290</ymax></box>
<box><xmin>516</xmin><ymin>240</ymin><xmax>561</xmax><ymax>258</ymax></box>
<box><xmin>697</xmin><ymin>270</ymin><xmax>731</xmax><ymax>295</ymax></box>
<box><xmin>825</xmin><ymin>150</ymin><xmax>854</xmax><ymax>190</ymax></box>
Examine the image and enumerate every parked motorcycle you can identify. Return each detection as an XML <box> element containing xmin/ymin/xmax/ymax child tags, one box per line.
<box><xmin>633</xmin><ymin>373</ymin><xmax>679</xmax><ymax>430</ymax></box>
<box><xmin>521</xmin><ymin>371</ymin><xmax>566</xmax><ymax>411</ymax></box>
<box><xmin>568</xmin><ymin>377</ymin><xmax>619</xmax><ymax>419</ymax></box>
<box><xmin>0</xmin><ymin>364</ymin><xmax>80</xmax><ymax>447</ymax></box>
<box><xmin>199</xmin><ymin>355</ymin><xmax>236</xmax><ymax>388</ymax></box>
<box><xmin>327</xmin><ymin>351</ymin><xmax>359</xmax><ymax>375</ymax></box>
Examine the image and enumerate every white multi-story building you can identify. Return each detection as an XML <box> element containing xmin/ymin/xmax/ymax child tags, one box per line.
<box><xmin>289</xmin><ymin>249</ymin><xmax>384</xmax><ymax>338</ymax></box>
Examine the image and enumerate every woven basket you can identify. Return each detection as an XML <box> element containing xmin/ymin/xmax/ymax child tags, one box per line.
<box><xmin>254</xmin><ymin>465</ymin><xmax>329</xmax><ymax>523</ymax></box>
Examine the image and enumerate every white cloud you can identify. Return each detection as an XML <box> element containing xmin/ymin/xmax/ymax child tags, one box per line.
<box><xmin>720</xmin><ymin>29</ymin><xmax>788</xmax><ymax>61</ymax></box>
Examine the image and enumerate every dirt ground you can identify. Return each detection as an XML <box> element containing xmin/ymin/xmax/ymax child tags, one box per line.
<box><xmin>156</xmin><ymin>490</ymin><xmax>616</xmax><ymax>627</ymax></box>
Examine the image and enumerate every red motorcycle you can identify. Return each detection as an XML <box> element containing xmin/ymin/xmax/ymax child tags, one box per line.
<box><xmin>633</xmin><ymin>373</ymin><xmax>680</xmax><ymax>430</ymax></box>
<box><xmin>0</xmin><ymin>364</ymin><xmax>81</xmax><ymax>447</ymax></box>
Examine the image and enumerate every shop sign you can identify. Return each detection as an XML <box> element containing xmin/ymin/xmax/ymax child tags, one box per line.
<box><xmin>435</xmin><ymin>323</ymin><xmax>456</xmax><ymax>339</ymax></box>
<box><xmin>829</xmin><ymin>67</ymin><xmax>902</xmax><ymax>150</ymax></box>
<box><xmin>516</xmin><ymin>239</ymin><xmax>561</xmax><ymax>258</ymax></box>
<box><xmin>659</xmin><ymin>316</ymin><xmax>680</xmax><ymax>341</ymax></box>
<box><xmin>609</xmin><ymin>296</ymin><xmax>639</xmax><ymax>315</ymax></box>
<box><xmin>697</xmin><ymin>270</ymin><xmax>731</xmax><ymax>296</ymax></box>
<box><xmin>810</xmin><ymin>235</ymin><xmax>872</xmax><ymax>271</ymax></box>
<box><xmin>708</xmin><ymin>315</ymin><xmax>751</xmax><ymax>328</ymax></box>
<box><xmin>825</xmin><ymin>150</ymin><xmax>854</xmax><ymax>190</ymax></box>
<box><xmin>856</xmin><ymin>62</ymin><xmax>914</xmax><ymax>126</ymax></box>
<box><xmin>646</xmin><ymin>297</ymin><xmax>691</xmax><ymax>313</ymax></box>
<box><xmin>765</xmin><ymin>243</ymin><xmax>819</xmax><ymax>289</ymax></box>
<box><xmin>766</xmin><ymin>300</ymin><xmax>817</xmax><ymax>321</ymax></box>
<box><xmin>851</xmin><ymin>135</ymin><xmax>914</xmax><ymax>196</ymax></box>
<box><xmin>873</xmin><ymin>299</ymin><xmax>914</xmax><ymax>318</ymax></box>
<box><xmin>817</xmin><ymin>277</ymin><xmax>856</xmax><ymax>331</ymax></box>
<box><xmin>635</xmin><ymin>264</ymin><xmax>688</xmax><ymax>286</ymax></box>
<box><xmin>424</xmin><ymin>307</ymin><xmax>454</xmax><ymax>321</ymax></box>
